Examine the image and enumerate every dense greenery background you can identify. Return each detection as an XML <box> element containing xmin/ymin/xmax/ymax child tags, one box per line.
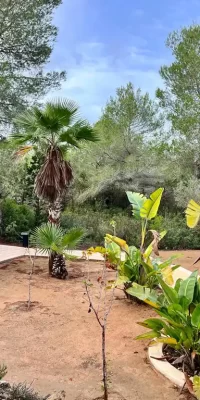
<box><xmin>1</xmin><ymin>17</ymin><xmax>200</xmax><ymax>249</ymax></box>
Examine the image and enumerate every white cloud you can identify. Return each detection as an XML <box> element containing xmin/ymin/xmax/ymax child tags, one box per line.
<box><xmin>49</xmin><ymin>43</ymin><xmax>163</xmax><ymax>123</ymax></box>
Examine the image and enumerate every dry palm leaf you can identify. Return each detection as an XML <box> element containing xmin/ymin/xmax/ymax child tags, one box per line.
<box><xmin>35</xmin><ymin>146</ymin><xmax>73</xmax><ymax>201</ymax></box>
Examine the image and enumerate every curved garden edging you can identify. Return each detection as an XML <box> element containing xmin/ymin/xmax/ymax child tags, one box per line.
<box><xmin>148</xmin><ymin>265</ymin><xmax>193</xmax><ymax>387</ymax></box>
<box><xmin>148</xmin><ymin>343</ymin><xmax>186</xmax><ymax>387</ymax></box>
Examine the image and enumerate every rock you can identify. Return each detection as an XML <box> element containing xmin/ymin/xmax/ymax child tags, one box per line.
<box><xmin>46</xmin><ymin>391</ymin><xmax>66</xmax><ymax>400</ymax></box>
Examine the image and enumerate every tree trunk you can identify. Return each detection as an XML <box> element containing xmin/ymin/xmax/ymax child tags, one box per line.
<box><xmin>48</xmin><ymin>195</ymin><xmax>68</xmax><ymax>279</ymax></box>
<box><xmin>48</xmin><ymin>194</ymin><xmax>62</xmax><ymax>224</ymax></box>
<box><xmin>48</xmin><ymin>252</ymin><xmax>55</xmax><ymax>275</ymax></box>
<box><xmin>102</xmin><ymin>325</ymin><xmax>108</xmax><ymax>400</ymax></box>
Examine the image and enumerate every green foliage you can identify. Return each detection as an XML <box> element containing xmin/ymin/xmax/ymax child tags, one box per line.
<box><xmin>0</xmin><ymin>0</ymin><xmax>65</xmax><ymax>128</ymax></box>
<box><xmin>30</xmin><ymin>223</ymin><xmax>84</xmax><ymax>256</ymax></box>
<box><xmin>60</xmin><ymin>207</ymin><xmax>200</xmax><ymax>250</ymax></box>
<box><xmin>0</xmin><ymin>149</ymin><xmax>26</xmax><ymax>201</ymax></box>
<box><xmin>0</xmin><ymin>364</ymin><xmax>7</xmax><ymax>380</ymax></box>
<box><xmin>133</xmin><ymin>271</ymin><xmax>200</xmax><ymax>367</ymax></box>
<box><xmin>11</xmin><ymin>99</ymin><xmax>98</xmax><ymax>209</ymax></box>
<box><xmin>150</xmin><ymin>213</ymin><xmax>200</xmax><ymax>250</ymax></box>
<box><xmin>0</xmin><ymin>199</ymin><xmax>35</xmax><ymax>241</ymax></box>
<box><xmin>107</xmin><ymin>233</ymin><xmax>177</xmax><ymax>291</ymax></box>
<box><xmin>193</xmin><ymin>376</ymin><xmax>200</xmax><ymax>400</ymax></box>
<box><xmin>103</xmin><ymin>188</ymin><xmax>178</xmax><ymax>293</ymax></box>
<box><xmin>70</xmin><ymin>82</ymin><xmax>164</xmax><ymax>206</ymax></box>
<box><xmin>157</xmin><ymin>25</ymin><xmax>200</xmax><ymax>138</ymax></box>
<box><xmin>126</xmin><ymin>187</ymin><xmax>164</xmax><ymax>248</ymax></box>
<box><xmin>61</xmin><ymin>207</ymin><xmax>142</xmax><ymax>247</ymax></box>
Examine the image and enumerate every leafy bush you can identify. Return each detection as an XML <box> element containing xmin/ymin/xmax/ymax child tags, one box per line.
<box><xmin>150</xmin><ymin>213</ymin><xmax>200</xmax><ymax>249</ymax></box>
<box><xmin>61</xmin><ymin>206</ymin><xmax>200</xmax><ymax>250</ymax></box>
<box><xmin>61</xmin><ymin>207</ymin><xmax>142</xmax><ymax>247</ymax></box>
<box><xmin>130</xmin><ymin>271</ymin><xmax>200</xmax><ymax>377</ymax></box>
<box><xmin>0</xmin><ymin>199</ymin><xmax>35</xmax><ymax>242</ymax></box>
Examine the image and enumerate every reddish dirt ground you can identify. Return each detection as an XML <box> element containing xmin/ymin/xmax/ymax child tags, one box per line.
<box><xmin>0</xmin><ymin>253</ymin><xmax>194</xmax><ymax>400</ymax></box>
<box><xmin>160</xmin><ymin>249</ymin><xmax>200</xmax><ymax>272</ymax></box>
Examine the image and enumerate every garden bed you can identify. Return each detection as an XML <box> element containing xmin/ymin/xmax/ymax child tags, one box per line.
<box><xmin>0</xmin><ymin>256</ymin><xmax>191</xmax><ymax>400</ymax></box>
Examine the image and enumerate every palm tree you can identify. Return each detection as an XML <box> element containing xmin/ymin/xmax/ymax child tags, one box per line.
<box><xmin>31</xmin><ymin>223</ymin><xmax>84</xmax><ymax>277</ymax></box>
<box><xmin>11</xmin><ymin>99</ymin><xmax>98</xmax><ymax>223</ymax></box>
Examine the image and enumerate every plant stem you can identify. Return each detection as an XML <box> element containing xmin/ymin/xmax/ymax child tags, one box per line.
<box><xmin>102</xmin><ymin>325</ymin><xmax>108</xmax><ymax>400</ymax></box>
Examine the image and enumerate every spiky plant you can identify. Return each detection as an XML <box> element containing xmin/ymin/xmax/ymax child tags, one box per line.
<box><xmin>31</xmin><ymin>223</ymin><xmax>84</xmax><ymax>277</ymax></box>
<box><xmin>10</xmin><ymin>99</ymin><xmax>99</xmax><ymax>223</ymax></box>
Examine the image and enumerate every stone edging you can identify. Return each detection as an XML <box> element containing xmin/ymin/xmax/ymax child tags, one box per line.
<box><xmin>148</xmin><ymin>343</ymin><xmax>186</xmax><ymax>387</ymax></box>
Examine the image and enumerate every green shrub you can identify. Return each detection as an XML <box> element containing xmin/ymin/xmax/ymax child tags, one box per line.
<box><xmin>61</xmin><ymin>207</ymin><xmax>141</xmax><ymax>247</ymax></box>
<box><xmin>61</xmin><ymin>207</ymin><xmax>200</xmax><ymax>250</ymax></box>
<box><xmin>0</xmin><ymin>199</ymin><xmax>35</xmax><ymax>242</ymax></box>
<box><xmin>150</xmin><ymin>213</ymin><xmax>200</xmax><ymax>249</ymax></box>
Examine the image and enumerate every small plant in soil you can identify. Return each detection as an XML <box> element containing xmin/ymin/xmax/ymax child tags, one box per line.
<box><xmin>84</xmin><ymin>245</ymin><xmax>120</xmax><ymax>400</ymax></box>
<box><xmin>133</xmin><ymin>270</ymin><xmax>200</xmax><ymax>399</ymax></box>
<box><xmin>30</xmin><ymin>223</ymin><xmax>84</xmax><ymax>279</ymax></box>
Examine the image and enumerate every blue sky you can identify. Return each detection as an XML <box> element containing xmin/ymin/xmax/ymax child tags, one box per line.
<box><xmin>48</xmin><ymin>0</ymin><xmax>200</xmax><ymax>123</ymax></box>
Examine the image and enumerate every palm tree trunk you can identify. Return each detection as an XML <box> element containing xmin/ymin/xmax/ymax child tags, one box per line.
<box><xmin>48</xmin><ymin>194</ymin><xmax>67</xmax><ymax>279</ymax></box>
<box><xmin>48</xmin><ymin>194</ymin><xmax>62</xmax><ymax>224</ymax></box>
<box><xmin>49</xmin><ymin>252</ymin><xmax>55</xmax><ymax>275</ymax></box>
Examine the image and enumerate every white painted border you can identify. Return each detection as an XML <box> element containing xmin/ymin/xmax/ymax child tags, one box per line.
<box><xmin>148</xmin><ymin>343</ymin><xmax>186</xmax><ymax>387</ymax></box>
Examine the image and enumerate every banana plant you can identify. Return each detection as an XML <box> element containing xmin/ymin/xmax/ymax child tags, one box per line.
<box><xmin>127</xmin><ymin>187</ymin><xmax>164</xmax><ymax>250</ymax></box>
<box><xmin>87</xmin><ymin>239</ymin><xmax>121</xmax><ymax>270</ymax></box>
<box><xmin>105</xmin><ymin>233</ymin><xmax>179</xmax><ymax>291</ymax></box>
<box><xmin>186</xmin><ymin>199</ymin><xmax>200</xmax><ymax>228</ymax></box>
<box><xmin>133</xmin><ymin>271</ymin><xmax>200</xmax><ymax>379</ymax></box>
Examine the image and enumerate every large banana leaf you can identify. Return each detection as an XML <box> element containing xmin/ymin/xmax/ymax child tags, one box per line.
<box><xmin>191</xmin><ymin>304</ymin><xmax>200</xmax><ymax>328</ymax></box>
<box><xmin>135</xmin><ymin>330</ymin><xmax>160</xmax><ymax>340</ymax></box>
<box><xmin>193</xmin><ymin>376</ymin><xmax>200</xmax><ymax>400</ymax></box>
<box><xmin>154</xmin><ymin>337</ymin><xmax>178</xmax><ymax>345</ymax></box>
<box><xmin>105</xmin><ymin>234</ymin><xmax>129</xmax><ymax>252</ymax></box>
<box><xmin>158</xmin><ymin>277</ymin><xmax>178</xmax><ymax>304</ymax></box>
<box><xmin>140</xmin><ymin>188</ymin><xmax>164</xmax><ymax>220</ymax></box>
<box><xmin>126</xmin><ymin>191</ymin><xmax>147</xmax><ymax>219</ymax></box>
<box><xmin>178</xmin><ymin>270</ymin><xmax>198</xmax><ymax>307</ymax></box>
<box><xmin>186</xmin><ymin>199</ymin><xmax>200</xmax><ymax>228</ymax></box>
<box><xmin>126</xmin><ymin>283</ymin><xmax>159</xmax><ymax>308</ymax></box>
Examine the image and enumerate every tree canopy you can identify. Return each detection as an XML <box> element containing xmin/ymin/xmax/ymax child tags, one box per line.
<box><xmin>0</xmin><ymin>0</ymin><xmax>66</xmax><ymax>129</ymax></box>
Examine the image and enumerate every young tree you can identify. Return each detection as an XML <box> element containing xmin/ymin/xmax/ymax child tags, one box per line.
<box><xmin>0</xmin><ymin>0</ymin><xmax>65</xmax><ymax>130</ymax></box>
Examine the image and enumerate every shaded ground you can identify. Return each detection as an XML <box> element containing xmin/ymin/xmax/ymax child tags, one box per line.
<box><xmin>0</xmin><ymin>255</ymin><xmax>191</xmax><ymax>400</ymax></box>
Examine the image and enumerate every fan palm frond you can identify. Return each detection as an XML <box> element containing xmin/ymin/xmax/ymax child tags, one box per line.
<box><xmin>30</xmin><ymin>223</ymin><xmax>64</xmax><ymax>254</ymax></box>
<box><xmin>30</xmin><ymin>223</ymin><xmax>84</xmax><ymax>254</ymax></box>
<box><xmin>61</xmin><ymin>121</ymin><xmax>99</xmax><ymax>143</ymax></box>
<box><xmin>45</xmin><ymin>99</ymin><xmax>80</xmax><ymax>126</ymax></box>
<box><xmin>14</xmin><ymin>145</ymin><xmax>33</xmax><ymax>157</ymax></box>
<box><xmin>13</xmin><ymin>109</ymin><xmax>40</xmax><ymax>133</ymax></box>
<box><xmin>61</xmin><ymin>227</ymin><xmax>84</xmax><ymax>249</ymax></box>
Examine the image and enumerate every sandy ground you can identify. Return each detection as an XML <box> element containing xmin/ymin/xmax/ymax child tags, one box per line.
<box><xmin>0</xmin><ymin>254</ymin><xmax>194</xmax><ymax>400</ymax></box>
<box><xmin>160</xmin><ymin>249</ymin><xmax>200</xmax><ymax>272</ymax></box>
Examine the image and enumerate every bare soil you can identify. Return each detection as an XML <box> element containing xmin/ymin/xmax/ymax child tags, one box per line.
<box><xmin>0</xmin><ymin>254</ymin><xmax>193</xmax><ymax>400</ymax></box>
<box><xmin>160</xmin><ymin>249</ymin><xmax>200</xmax><ymax>272</ymax></box>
